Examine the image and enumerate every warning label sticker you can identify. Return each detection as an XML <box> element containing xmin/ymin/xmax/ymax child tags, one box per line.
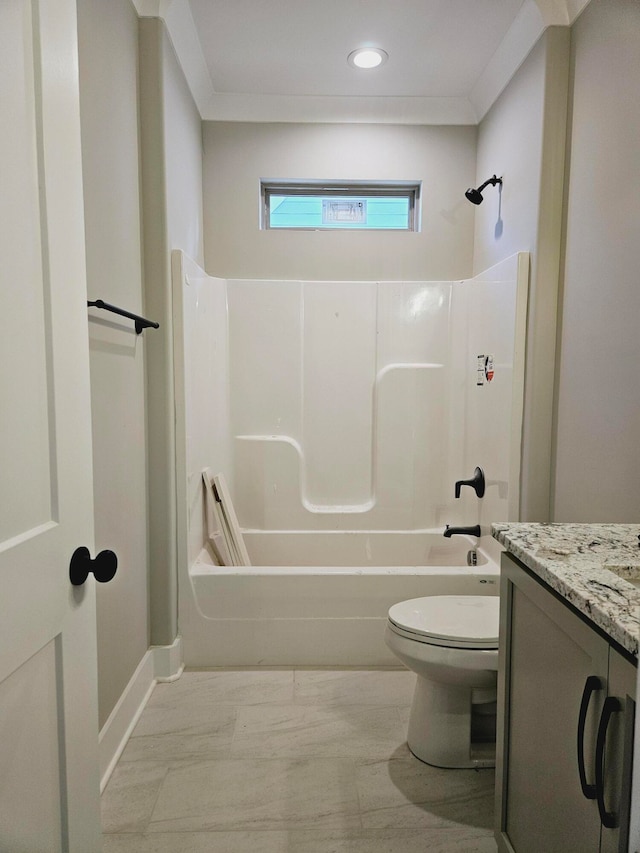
<box><xmin>477</xmin><ymin>354</ymin><xmax>495</xmax><ymax>385</ymax></box>
<box><xmin>485</xmin><ymin>355</ymin><xmax>495</xmax><ymax>382</ymax></box>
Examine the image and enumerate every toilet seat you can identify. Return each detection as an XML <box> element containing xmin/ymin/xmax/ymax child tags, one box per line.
<box><xmin>388</xmin><ymin>595</ymin><xmax>499</xmax><ymax>649</ymax></box>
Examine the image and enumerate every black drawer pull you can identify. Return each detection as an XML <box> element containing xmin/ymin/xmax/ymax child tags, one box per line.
<box><xmin>595</xmin><ymin>695</ymin><xmax>622</xmax><ymax>829</ymax></box>
<box><xmin>577</xmin><ymin>675</ymin><xmax>603</xmax><ymax>799</ymax></box>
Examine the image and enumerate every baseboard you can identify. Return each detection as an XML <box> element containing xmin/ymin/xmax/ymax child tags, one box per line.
<box><xmin>98</xmin><ymin>636</ymin><xmax>183</xmax><ymax>792</ymax></box>
<box><xmin>153</xmin><ymin>635</ymin><xmax>184</xmax><ymax>682</ymax></box>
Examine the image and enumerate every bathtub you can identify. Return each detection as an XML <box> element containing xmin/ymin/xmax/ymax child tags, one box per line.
<box><xmin>180</xmin><ymin>530</ymin><xmax>501</xmax><ymax>667</ymax></box>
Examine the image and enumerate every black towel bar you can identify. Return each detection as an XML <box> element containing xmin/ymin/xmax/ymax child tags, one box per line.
<box><xmin>87</xmin><ymin>299</ymin><xmax>159</xmax><ymax>335</ymax></box>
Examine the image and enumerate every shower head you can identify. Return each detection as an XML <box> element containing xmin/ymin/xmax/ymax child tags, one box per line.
<box><xmin>465</xmin><ymin>187</ymin><xmax>484</xmax><ymax>205</ymax></box>
<box><xmin>465</xmin><ymin>175</ymin><xmax>502</xmax><ymax>205</ymax></box>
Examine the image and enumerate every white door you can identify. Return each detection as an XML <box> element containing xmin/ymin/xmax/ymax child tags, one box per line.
<box><xmin>0</xmin><ymin>0</ymin><xmax>102</xmax><ymax>850</ymax></box>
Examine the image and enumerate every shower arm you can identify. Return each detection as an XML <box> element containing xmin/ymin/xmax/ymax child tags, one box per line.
<box><xmin>476</xmin><ymin>175</ymin><xmax>502</xmax><ymax>193</ymax></box>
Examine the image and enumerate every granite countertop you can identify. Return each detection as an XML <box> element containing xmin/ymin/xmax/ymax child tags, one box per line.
<box><xmin>492</xmin><ymin>523</ymin><xmax>640</xmax><ymax>658</ymax></box>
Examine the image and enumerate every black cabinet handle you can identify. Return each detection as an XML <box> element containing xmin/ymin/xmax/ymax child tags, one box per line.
<box><xmin>69</xmin><ymin>546</ymin><xmax>118</xmax><ymax>586</ymax></box>
<box><xmin>577</xmin><ymin>675</ymin><xmax>604</xmax><ymax>799</ymax></box>
<box><xmin>595</xmin><ymin>695</ymin><xmax>622</xmax><ymax>829</ymax></box>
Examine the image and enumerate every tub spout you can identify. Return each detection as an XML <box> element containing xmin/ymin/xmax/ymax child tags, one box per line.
<box><xmin>444</xmin><ymin>524</ymin><xmax>481</xmax><ymax>539</ymax></box>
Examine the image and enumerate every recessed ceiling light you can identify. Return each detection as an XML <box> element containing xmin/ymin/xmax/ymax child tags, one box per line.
<box><xmin>347</xmin><ymin>48</ymin><xmax>388</xmax><ymax>70</ymax></box>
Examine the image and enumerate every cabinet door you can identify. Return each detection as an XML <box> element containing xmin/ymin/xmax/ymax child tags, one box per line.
<box><xmin>497</xmin><ymin>554</ymin><xmax>608</xmax><ymax>853</ymax></box>
<box><xmin>599</xmin><ymin>648</ymin><xmax>636</xmax><ymax>853</ymax></box>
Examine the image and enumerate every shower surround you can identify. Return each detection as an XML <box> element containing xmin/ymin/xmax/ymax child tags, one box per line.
<box><xmin>172</xmin><ymin>251</ymin><xmax>528</xmax><ymax>665</ymax></box>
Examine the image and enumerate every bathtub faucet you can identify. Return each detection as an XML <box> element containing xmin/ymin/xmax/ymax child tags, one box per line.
<box><xmin>454</xmin><ymin>467</ymin><xmax>485</xmax><ymax>498</ymax></box>
<box><xmin>443</xmin><ymin>524</ymin><xmax>481</xmax><ymax>539</ymax></box>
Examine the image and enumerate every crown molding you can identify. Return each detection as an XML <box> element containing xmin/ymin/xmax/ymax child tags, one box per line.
<box><xmin>160</xmin><ymin>0</ymin><xmax>213</xmax><ymax>113</ymax></box>
<box><xmin>129</xmin><ymin>0</ymin><xmax>161</xmax><ymax>15</ymax></box>
<box><xmin>470</xmin><ymin>0</ymin><xmax>591</xmax><ymax>121</ymax></box>
<box><xmin>131</xmin><ymin>0</ymin><xmax>593</xmax><ymax>125</ymax></box>
<box><xmin>469</xmin><ymin>0</ymin><xmax>545</xmax><ymax>122</ymax></box>
<box><xmin>199</xmin><ymin>93</ymin><xmax>478</xmax><ymax>125</ymax></box>
<box><xmin>533</xmin><ymin>0</ymin><xmax>592</xmax><ymax>25</ymax></box>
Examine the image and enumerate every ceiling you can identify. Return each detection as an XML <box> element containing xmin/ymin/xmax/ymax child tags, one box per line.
<box><xmin>188</xmin><ymin>0</ymin><xmax>524</xmax><ymax>98</ymax></box>
<box><xmin>134</xmin><ymin>0</ymin><xmax>591</xmax><ymax>123</ymax></box>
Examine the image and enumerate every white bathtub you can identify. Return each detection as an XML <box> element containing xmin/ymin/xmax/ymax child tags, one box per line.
<box><xmin>180</xmin><ymin>530</ymin><xmax>501</xmax><ymax>667</ymax></box>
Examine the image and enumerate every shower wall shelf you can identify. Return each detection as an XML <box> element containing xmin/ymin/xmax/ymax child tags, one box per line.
<box><xmin>87</xmin><ymin>299</ymin><xmax>159</xmax><ymax>334</ymax></box>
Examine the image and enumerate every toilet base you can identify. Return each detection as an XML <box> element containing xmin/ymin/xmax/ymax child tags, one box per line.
<box><xmin>407</xmin><ymin>675</ymin><xmax>496</xmax><ymax>769</ymax></box>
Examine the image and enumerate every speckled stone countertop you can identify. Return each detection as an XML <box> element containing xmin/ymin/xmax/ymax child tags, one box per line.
<box><xmin>492</xmin><ymin>523</ymin><xmax>640</xmax><ymax>658</ymax></box>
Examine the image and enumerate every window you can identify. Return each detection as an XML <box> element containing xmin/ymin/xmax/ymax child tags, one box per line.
<box><xmin>261</xmin><ymin>181</ymin><xmax>421</xmax><ymax>231</ymax></box>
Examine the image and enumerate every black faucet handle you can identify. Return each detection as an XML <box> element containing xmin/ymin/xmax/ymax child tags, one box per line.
<box><xmin>454</xmin><ymin>467</ymin><xmax>486</xmax><ymax>499</ymax></box>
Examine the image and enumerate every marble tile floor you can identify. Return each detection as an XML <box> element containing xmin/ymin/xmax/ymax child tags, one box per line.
<box><xmin>102</xmin><ymin>668</ymin><xmax>497</xmax><ymax>852</ymax></box>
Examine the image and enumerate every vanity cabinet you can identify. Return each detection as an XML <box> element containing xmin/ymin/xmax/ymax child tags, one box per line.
<box><xmin>496</xmin><ymin>553</ymin><xmax>636</xmax><ymax>853</ymax></box>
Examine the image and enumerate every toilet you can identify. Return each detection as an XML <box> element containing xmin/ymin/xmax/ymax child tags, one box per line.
<box><xmin>385</xmin><ymin>595</ymin><xmax>499</xmax><ymax>769</ymax></box>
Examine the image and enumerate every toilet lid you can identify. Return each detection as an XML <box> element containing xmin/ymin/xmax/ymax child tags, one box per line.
<box><xmin>388</xmin><ymin>595</ymin><xmax>499</xmax><ymax>647</ymax></box>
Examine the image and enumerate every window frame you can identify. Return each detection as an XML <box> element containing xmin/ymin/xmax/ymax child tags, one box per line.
<box><xmin>260</xmin><ymin>180</ymin><xmax>421</xmax><ymax>232</ymax></box>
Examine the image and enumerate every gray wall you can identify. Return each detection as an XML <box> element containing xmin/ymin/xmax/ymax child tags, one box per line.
<box><xmin>140</xmin><ymin>17</ymin><xmax>204</xmax><ymax>646</ymax></box>
<box><xmin>473</xmin><ymin>29</ymin><xmax>570</xmax><ymax>523</ymax></box>
<box><xmin>552</xmin><ymin>0</ymin><xmax>640</xmax><ymax>521</ymax></box>
<box><xmin>473</xmin><ymin>4</ymin><xmax>640</xmax><ymax>525</ymax></box>
<box><xmin>77</xmin><ymin>4</ymin><xmax>204</xmax><ymax>724</ymax></box>
<box><xmin>77</xmin><ymin>0</ymin><xmax>149</xmax><ymax>728</ymax></box>
<box><xmin>203</xmin><ymin>122</ymin><xmax>477</xmax><ymax>281</ymax></box>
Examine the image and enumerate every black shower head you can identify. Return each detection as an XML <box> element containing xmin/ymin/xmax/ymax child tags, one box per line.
<box><xmin>465</xmin><ymin>175</ymin><xmax>502</xmax><ymax>205</ymax></box>
<box><xmin>465</xmin><ymin>187</ymin><xmax>484</xmax><ymax>205</ymax></box>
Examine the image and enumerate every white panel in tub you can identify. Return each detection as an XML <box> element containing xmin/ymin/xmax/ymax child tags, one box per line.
<box><xmin>443</xmin><ymin>253</ymin><xmax>527</xmax><ymax>530</ymax></box>
<box><xmin>470</xmin><ymin>253</ymin><xmax>523</xmax><ymax>284</ymax></box>
<box><xmin>235</xmin><ymin>436</ymin><xmax>358</xmax><ymax>530</ymax></box>
<box><xmin>375</xmin><ymin>365</ymin><xmax>446</xmax><ymax>529</ymax></box>
<box><xmin>233</xmin><ymin>436</ymin><xmax>268</xmax><ymax>529</ymax></box>
<box><xmin>186</xmin><ymin>276</ymin><xmax>231</xmax><ymax>565</ymax></box>
<box><xmin>234</xmin><ymin>435</ymin><xmax>315</xmax><ymax>528</ymax></box>
<box><xmin>173</xmin><ymin>251</ymin><xmax>232</xmax><ymax>567</ymax></box>
<box><xmin>443</xmin><ymin>281</ymin><xmax>469</xmax><ymax>528</ymax></box>
<box><xmin>227</xmin><ymin>280</ymin><xmax>302</xmax><ymax>438</ymax></box>
<box><xmin>223</xmin><ymin>260</ymin><xmax>527</xmax><ymax>531</ymax></box>
<box><xmin>230</xmin><ymin>280</ymin><xmax>455</xmax><ymax>528</ymax></box>
<box><xmin>234</xmin><ymin>362</ymin><xmax>446</xmax><ymax>530</ymax></box>
<box><xmin>302</xmin><ymin>281</ymin><xmax>377</xmax><ymax>507</ymax></box>
<box><xmin>465</xmin><ymin>281</ymin><xmax>516</xmax><ymax>494</ymax></box>
<box><xmin>376</xmin><ymin>281</ymin><xmax>451</xmax><ymax>368</ymax></box>
<box><xmin>463</xmin><ymin>253</ymin><xmax>526</xmax><ymax>526</ymax></box>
